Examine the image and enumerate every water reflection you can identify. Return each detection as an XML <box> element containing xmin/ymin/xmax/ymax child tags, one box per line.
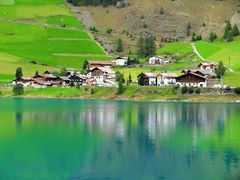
<box><xmin>0</xmin><ymin>98</ymin><xmax>240</xmax><ymax>179</ymax></box>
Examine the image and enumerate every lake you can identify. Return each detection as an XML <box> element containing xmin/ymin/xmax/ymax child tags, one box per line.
<box><xmin>0</xmin><ymin>98</ymin><xmax>240</xmax><ymax>179</ymax></box>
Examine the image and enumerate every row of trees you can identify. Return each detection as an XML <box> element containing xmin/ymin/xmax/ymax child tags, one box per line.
<box><xmin>137</xmin><ymin>35</ymin><xmax>156</xmax><ymax>58</ymax></box>
<box><xmin>223</xmin><ymin>20</ymin><xmax>239</xmax><ymax>41</ymax></box>
<box><xmin>67</xmin><ymin>0</ymin><xmax>118</xmax><ymax>6</ymax></box>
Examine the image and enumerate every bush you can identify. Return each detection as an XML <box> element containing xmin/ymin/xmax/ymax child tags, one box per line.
<box><xmin>234</xmin><ymin>87</ymin><xmax>240</xmax><ymax>95</ymax></box>
<box><xmin>91</xmin><ymin>88</ymin><xmax>94</xmax><ymax>94</ymax></box>
<box><xmin>181</xmin><ymin>86</ymin><xmax>188</xmax><ymax>94</ymax></box>
<box><xmin>188</xmin><ymin>86</ymin><xmax>194</xmax><ymax>94</ymax></box>
<box><xmin>195</xmin><ymin>88</ymin><xmax>201</xmax><ymax>94</ymax></box>
<box><xmin>13</xmin><ymin>84</ymin><xmax>24</xmax><ymax>95</ymax></box>
<box><xmin>225</xmin><ymin>86</ymin><xmax>231</xmax><ymax>91</ymax></box>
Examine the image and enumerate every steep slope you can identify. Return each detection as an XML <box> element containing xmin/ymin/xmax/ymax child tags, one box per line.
<box><xmin>69</xmin><ymin>0</ymin><xmax>239</xmax><ymax>53</ymax></box>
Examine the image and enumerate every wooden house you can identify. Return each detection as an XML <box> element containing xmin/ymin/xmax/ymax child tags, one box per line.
<box><xmin>137</xmin><ymin>73</ymin><xmax>159</xmax><ymax>86</ymax></box>
<box><xmin>176</xmin><ymin>72</ymin><xmax>207</xmax><ymax>87</ymax></box>
<box><xmin>69</xmin><ymin>74</ymin><xmax>87</xmax><ymax>85</ymax></box>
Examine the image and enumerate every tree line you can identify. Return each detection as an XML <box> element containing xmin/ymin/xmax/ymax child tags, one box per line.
<box><xmin>67</xmin><ymin>0</ymin><xmax>118</xmax><ymax>6</ymax></box>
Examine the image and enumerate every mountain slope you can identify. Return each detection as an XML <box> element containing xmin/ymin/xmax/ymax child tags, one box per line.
<box><xmin>70</xmin><ymin>0</ymin><xmax>239</xmax><ymax>53</ymax></box>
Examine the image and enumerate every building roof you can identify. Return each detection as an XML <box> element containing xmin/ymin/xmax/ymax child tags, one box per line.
<box><xmin>34</xmin><ymin>74</ymin><xmax>58</xmax><ymax>79</ymax></box>
<box><xmin>116</xmin><ymin>56</ymin><xmax>128</xmax><ymax>60</ymax></box>
<box><xmin>198</xmin><ymin>62</ymin><xmax>216</xmax><ymax>67</ymax></box>
<box><xmin>160</xmin><ymin>73</ymin><xmax>178</xmax><ymax>78</ymax></box>
<box><xmin>15</xmin><ymin>77</ymin><xmax>32</xmax><ymax>81</ymax></box>
<box><xmin>176</xmin><ymin>72</ymin><xmax>206</xmax><ymax>80</ymax></box>
<box><xmin>143</xmin><ymin>72</ymin><xmax>159</xmax><ymax>78</ymax></box>
<box><xmin>66</xmin><ymin>68</ymin><xmax>75</xmax><ymax>71</ymax></box>
<box><xmin>59</xmin><ymin>76</ymin><xmax>70</xmax><ymax>81</ymax></box>
<box><xmin>44</xmin><ymin>70</ymin><xmax>57</xmax><ymax>74</ymax></box>
<box><xmin>90</xmin><ymin>67</ymin><xmax>115</xmax><ymax>74</ymax></box>
<box><xmin>182</xmin><ymin>69</ymin><xmax>216</xmax><ymax>77</ymax></box>
<box><xmin>87</xmin><ymin>61</ymin><xmax>113</xmax><ymax>65</ymax></box>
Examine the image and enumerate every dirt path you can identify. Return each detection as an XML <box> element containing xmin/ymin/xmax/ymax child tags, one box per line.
<box><xmin>0</xmin><ymin>17</ymin><xmax>81</xmax><ymax>31</ymax></box>
<box><xmin>53</xmin><ymin>53</ymin><xmax>110</xmax><ymax>57</ymax></box>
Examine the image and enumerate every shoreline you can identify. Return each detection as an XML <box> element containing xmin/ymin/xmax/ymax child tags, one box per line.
<box><xmin>1</xmin><ymin>86</ymin><xmax>240</xmax><ymax>103</ymax></box>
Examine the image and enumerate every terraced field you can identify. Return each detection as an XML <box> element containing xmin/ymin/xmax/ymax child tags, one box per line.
<box><xmin>0</xmin><ymin>0</ymin><xmax>111</xmax><ymax>82</ymax></box>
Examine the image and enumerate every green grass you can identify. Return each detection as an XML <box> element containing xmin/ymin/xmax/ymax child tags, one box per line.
<box><xmin>0</xmin><ymin>1</ymin><xmax>111</xmax><ymax>79</ymax></box>
<box><xmin>158</xmin><ymin>42</ymin><xmax>193</xmax><ymax>57</ymax></box>
<box><xmin>195</xmin><ymin>38</ymin><xmax>240</xmax><ymax>72</ymax></box>
<box><xmin>156</xmin><ymin>40</ymin><xmax>240</xmax><ymax>87</ymax></box>
<box><xmin>47</xmin><ymin>15</ymin><xmax>84</xmax><ymax>28</ymax></box>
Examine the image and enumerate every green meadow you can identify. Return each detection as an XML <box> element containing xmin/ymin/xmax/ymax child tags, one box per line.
<box><xmin>0</xmin><ymin>0</ymin><xmax>110</xmax><ymax>81</ymax></box>
<box><xmin>156</xmin><ymin>39</ymin><xmax>240</xmax><ymax>87</ymax></box>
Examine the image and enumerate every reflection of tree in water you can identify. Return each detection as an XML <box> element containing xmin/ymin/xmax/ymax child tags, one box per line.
<box><xmin>9</xmin><ymin>99</ymin><xmax>240</xmax><ymax>179</ymax></box>
<box><xmin>15</xmin><ymin>112</ymin><xmax>22</xmax><ymax>129</ymax></box>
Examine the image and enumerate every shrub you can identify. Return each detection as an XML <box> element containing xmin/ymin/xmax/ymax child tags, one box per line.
<box><xmin>181</xmin><ymin>86</ymin><xmax>188</xmax><ymax>94</ymax></box>
<box><xmin>91</xmin><ymin>88</ymin><xmax>94</xmax><ymax>94</ymax></box>
<box><xmin>234</xmin><ymin>87</ymin><xmax>240</xmax><ymax>95</ymax></box>
<box><xmin>195</xmin><ymin>88</ymin><xmax>201</xmax><ymax>94</ymax></box>
<box><xmin>225</xmin><ymin>86</ymin><xmax>231</xmax><ymax>91</ymax></box>
<box><xmin>188</xmin><ymin>86</ymin><xmax>194</xmax><ymax>94</ymax></box>
<box><xmin>13</xmin><ymin>84</ymin><xmax>24</xmax><ymax>95</ymax></box>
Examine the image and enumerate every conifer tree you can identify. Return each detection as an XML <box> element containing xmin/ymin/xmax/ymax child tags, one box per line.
<box><xmin>232</xmin><ymin>24</ymin><xmax>240</xmax><ymax>37</ymax></box>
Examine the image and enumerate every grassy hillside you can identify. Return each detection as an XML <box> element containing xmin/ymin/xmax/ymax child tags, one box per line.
<box><xmin>71</xmin><ymin>0</ymin><xmax>239</xmax><ymax>54</ymax></box>
<box><xmin>0</xmin><ymin>0</ymin><xmax>111</xmax><ymax>81</ymax></box>
<box><xmin>156</xmin><ymin>39</ymin><xmax>240</xmax><ymax>87</ymax></box>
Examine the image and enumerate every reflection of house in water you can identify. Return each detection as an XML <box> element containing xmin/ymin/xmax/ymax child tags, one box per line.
<box><xmin>145</xmin><ymin>104</ymin><xmax>178</xmax><ymax>140</ymax></box>
<box><xmin>141</xmin><ymin>103</ymin><xmax>227</xmax><ymax>140</ymax></box>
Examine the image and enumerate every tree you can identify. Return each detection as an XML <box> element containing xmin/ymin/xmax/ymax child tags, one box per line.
<box><xmin>234</xmin><ymin>87</ymin><xmax>240</xmax><ymax>95</ymax></box>
<box><xmin>83</xmin><ymin>60</ymin><xmax>88</xmax><ymax>70</ymax></box>
<box><xmin>232</xmin><ymin>24</ymin><xmax>239</xmax><ymax>37</ymax></box>
<box><xmin>60</xmin><ymin>67</ymin><xmax>67</xmax><ymax>76</ymax></box>
<box><xmin>227</xmin><ymin>30</ymin><xmax>234</xmax><ymax>42</ymax></box>
<box><xmin>192</xmin><ymin>32</ymin><xmax>196</xmax><ymax>41</ymax></box>
<box><xmin>116</xmin><ymin>38</ymin><xmax>123</xmax><ymax>52</ymax></box>
<box><xmin>215</xmin><ymin>61</ymin><xmax>226</xmax><ymax>78</ymax></box>
<box><xmin>209</xmin><ymin>32</ymin><xmax>217</xmax><ymax>42</ymax></box>
<box><xmin>160</xmin><ymin>7</ymin><xmax>164</xmax><ymax>14</ymax></box>
<box><xmin>137</xmin><ymin>36</ymin><xmax>145</xmax><ymax>57</ymax></box>
<box><xmin>145</xmin><ymin>35</ymin><xmax>156</xmax><ymax>57</ymax></box>
<box><xmin>181</xmin><ymin>86</ymin><xmax>188</xmax><ymax>94</ymax></box>
<box><xmin>35</xmin><ymin>70</ymin><xmax>39</xmax><ymax>76</ymax></box>
<box><xmin>13</xmin><ymin>84</ymin><xmax>24</xmax><ymax>95</ymax></box>
<box><xmin>137</xmin><ymin>35</ymin><xmax>156</xmax><ymax>58</ymax></box>
<box><xmin>15</xmin><ymin>67</ymin><xmax>23</xmax><ymax>79</ymax></box>
<box><xmin>223</xmin><ymin>20</ymin><xmax>232</xmax><ymax>39</ymax></box>
<box><xmin>186</xmin><ymin>22</ymin><xmax>192</xmax><ymax>36</ymax></box>
<box><xmin>188</xmin><ymin>86</ymin><xmax>194</xmax><ymax>94</ymax></box>
<box><xmin>117</xmin><ymin>81</ymin><xmax>124</xmax><ymax>94</ymax></box>
<box><xmin>138</xmin><ymin>72</ymin><xmax>145</xmax><ymax>86</ymax></box>
<box><xmin>195</xmin><ymin>87</ymin><xmax>201</xmax><ymax>94</ymax></box>
<box><xmin>127</xmin><ymin>73</ymin><xmax>132</xmax><ymax>86</ymax></box>
<box><xmin>116</xmin><ymin>71</ymin><xmax>125</xmax><ymax>84</ymax></box>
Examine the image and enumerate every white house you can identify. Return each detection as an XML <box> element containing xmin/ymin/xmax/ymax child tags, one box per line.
<box><xmin>197</xmin><ymin>62</ymin><xmax>217</xmax><ymax>73</ymax></box>
<box><xmin>149</xmin><ymin>56</ymin><xmax>171</xmax><ymax>65</ymax></box>
<box><xmin>157</xmin><ymin>73</ymin><xmax>178</xmax><ymax>86</ymax></box>
<box><xmin>87</xmin><ymin>67</ymin><xmax>116</xmax><ymax>81</ymax></box>
<box><xmin>112</xmin><ymin>57</ymin><xmax>128</xmax><ymax>66</ymax></box>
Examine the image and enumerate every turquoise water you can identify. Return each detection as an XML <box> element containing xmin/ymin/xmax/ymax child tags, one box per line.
<box><xmin>0</xmin><ymin>98</ymin><xmax>240</xmax><ymax>179</ymax></box>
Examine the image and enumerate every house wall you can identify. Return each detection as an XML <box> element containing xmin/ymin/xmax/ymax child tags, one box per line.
<box><xmin>149</xmin><ymin>77</ymin><xmax>157</xmax><ymax>86</ymax></box>
<box><xmin>158</xmin><ymin>77</ymin><xmax>176</xmax><ymax>86</ymax></box>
